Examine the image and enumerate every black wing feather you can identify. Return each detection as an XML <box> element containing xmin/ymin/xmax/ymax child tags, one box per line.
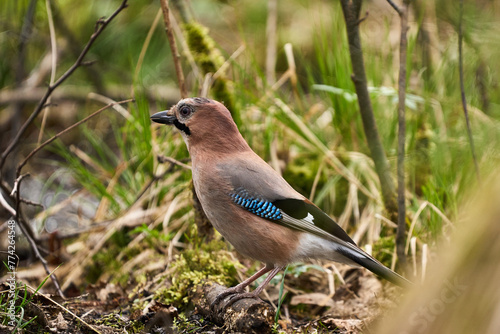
<box><xmin>273</xmin><ymin>198</ymin><xmax>355</xmax><ymax>245</ymax></box>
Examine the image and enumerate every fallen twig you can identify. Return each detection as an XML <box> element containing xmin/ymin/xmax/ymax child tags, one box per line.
<box><xmin>26</xmin><ymin>284</ymin><xmax>102</xmax><ymax>334</ymax></box>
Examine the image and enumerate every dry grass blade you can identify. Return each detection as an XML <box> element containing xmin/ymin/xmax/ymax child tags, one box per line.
<box><xmin>265</xmin><ymin>0</ymin><xmax>278</xmax><ymax>84</ymax></box>
<box><xmin>133</xmin><ymin>8</ymin><xmax>163</xmax><ymax>89</ymax></box>
<box><xmin>309</xmin><ymin>158</ymin><xmax>325</xmax><ymax>200</ymax></box>
<box><xmin>410</xmin><ymin>237</ymin><xmax>417</xmax><ymax>277</ymax></box>
<box><xmin>37</xmin><ymin>0</ymin><xmax>58</xmax><ymax>145</ymax></box>
<box><xmin>94</xmin><ymin>161</ymin><xmax>130</xmax><ymax>220</ymax></box>
<box><xmin>274</xmin><ymin>98</ymin><xmax>375</xmax><ymax>200</ymax></box>
<box><xmin>352</xmin><ymin>203</ymin><xmax>376</xmax><ymax>245</ymax></box>
<box><xmin>405</xmin><ymin>201</ymin><xmax>428</xmax><ymax>254</ymax></box>
<box><xmin>87</xmin><ymin>92</ymin><xmax>132</xmax><ymax>120</ymax></box>
<box><xmin>421</xmin><ymin>244</ymin><xmax>428</xmax><ymax>281</ymax></box>
<box><xmin>26</xmin><ymin>284</ymin><xmax>103</xmax><ymax>334</ymax></box>
<box><xmin>61</xmin><ymin>207</ymin><xmax>163</xmax><ymax>290</ymax></box>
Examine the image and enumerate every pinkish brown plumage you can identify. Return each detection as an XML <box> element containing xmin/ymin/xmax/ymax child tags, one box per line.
<box><xmin>151</xmin><ymin>97</ymin><xmax>410</xmax><ymax>306</ymax></box>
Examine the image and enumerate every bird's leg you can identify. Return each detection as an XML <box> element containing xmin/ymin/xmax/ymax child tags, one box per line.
<box><xmin>212</xmin><ymin>265</ymin><xmax>285</xmax><ymax>309</ymax></box>
<box><xmin>212</xmin><ymin>264</ymin><xmax>273</xmax><ymax>307</ymax></box>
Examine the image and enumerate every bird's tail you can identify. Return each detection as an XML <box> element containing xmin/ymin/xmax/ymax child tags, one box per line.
<box><xmin>355</xmin><ymin>255</ymin><xmax>412</xmax><ymax>287</ymax></box>
<box><xmin>337</xmin><ymin>245</ymin><xmax>412</xmax><ymax>288</ymax></box>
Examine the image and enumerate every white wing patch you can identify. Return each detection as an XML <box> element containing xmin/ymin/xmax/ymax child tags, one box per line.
<box><xmin>304</xmin><ymin>212</ymin><xmax>315</xmax><ymax>225</ymax></box>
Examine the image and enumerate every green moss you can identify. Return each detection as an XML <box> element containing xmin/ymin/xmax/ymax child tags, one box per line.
<box><xmin>172</xmin><ymin>313</ymin><xmax>205</xmax><ymax>332</ymax></box>
<box><xmin>128</xmin><ymin>319</ymin><xmax>146</xmax><ymax>333</ymax></box>
<box><xmin>155</xmin><ymin>234</ymin><xmax>240</xmax><ymax>307</ymax></box>
<box><xmin>182</xmin><ymin>22</ymin><xmax>240</xmax><ymax>125</ymax></box>
<box><xmin>95</xmin><ymin>313</ymin><xmax>130</xmax><ymax>329</ymax></box>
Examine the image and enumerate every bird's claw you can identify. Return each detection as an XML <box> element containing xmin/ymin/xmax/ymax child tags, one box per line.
<box><xmin>211</xmin><ymin>287</ymin><xmax>243</xmax><ymax>309</ymax></box>
<box><xmin>225</xmin><ymin>292</ymin><xmax>261</xmax><ymax>308</ymax></box>
<box><xmin>211</xmin><ymin>288</ymin><xmax>260</xmax><ymax>310</ymax></box>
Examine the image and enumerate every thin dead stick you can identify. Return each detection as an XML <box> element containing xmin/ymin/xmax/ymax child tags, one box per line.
<box><xmin>0</xmin><ymin>192</ymin><xmax>15</xmax><ymax>216</ymax></box>
<box><xmin>0</xmin><ymin>0</ymin><xmax>129</xmax><ymax>171</ymax></box>
<box><xmin>386</xmin><ymin>0</ymin><xmax>402</xmax><ymax>15</ymax></box>
<box><xmin>26</xmin><ymin>284</ymin><xmax>102</xmax><ymax>333</ymax></box>
<box><xmin>7</xmin><ymin>174</ymin><xmax>39</xmax><ymax>246</ymax></box>
<box><xmin>10</xmin><ymin>173</ymin><xmax>29</xmax><ymax>197</ymax></box>
<box><xmin>19</xmin><ymin>197</ymin><xmax>43</xmax><ymax>207</ymax></box>
<box><xmin>16</xmin><ymin>99</ymin><xmax>134</xmax><ymax>177</ymax></box>
<box><xmin>160</xmin><ymin>0</ymin><xmax>187</xmax><ymax>98</ymax></box>
<box><xmin>157</xmin><ymin>155</ymin><xmax>192</xmax><ymax>170</ymax></box>
<box><xmin>459</xmin><ymin>0</ymin><xmax>480</xmax><ymax>182</ymax></box>
<box><xmin>10</xmin><ymin>172</ymin><xmax>60</xmax><ymax>294</ymax></box>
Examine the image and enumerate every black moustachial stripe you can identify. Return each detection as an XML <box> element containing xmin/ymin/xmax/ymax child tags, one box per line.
<box><xmin>174</xmin><ymin>119</ymin><xmax>191</xmax><ymax>135</ymax></box>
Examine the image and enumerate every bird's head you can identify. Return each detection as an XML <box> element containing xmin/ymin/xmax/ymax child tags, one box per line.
<box><xmin>151</xmin><ymin>97</ymin><xmax>250</xmax><ymax>155</ymax></box>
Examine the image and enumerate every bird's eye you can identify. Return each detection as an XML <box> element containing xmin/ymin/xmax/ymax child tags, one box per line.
<box><xmin>178</xmin><ymin>105</ymin><xmax>193</xmax><ymax>118</ymax></box>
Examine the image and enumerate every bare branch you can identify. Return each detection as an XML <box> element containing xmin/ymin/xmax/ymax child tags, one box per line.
<box><xmin>8</xmin><ymin>175</ymin><xmax>65</xmax><ymax>297</ymax></box>
<box><xmin>19</xmin><ymin>197</ymin><xmax>44</xmax><ymax>208</ymax></box>
<box><xmin>395</xmin><ymin>0</ymin><xmax>410</xmax><ymax>270</ymax></box>
<box><xmin>0</xmin><ymin>0</ymin><xmax>129</xmax><ymax>171</ymax></box>
<box><xmin>340</xmin><ymin>0</ymin><xmax>398</xmax><ymax>221</ymax></box>
<box><xmin>386</xmin><ymin>0</ymin><xmax>403</xmax><ymax>15</ymax></box>
<box><xmin>17</xmin><ymin>215</ymin><xmax>66</xmax><ymax>298</ymax></box>
<box><xmin>160</xmin><ymin>0</ymin><xmax>188</xmax><ymax>99</ymax></box>
<box><xmin>0</xmin><ymin>192</ymin><xmax>16</xmax><ymax>216</ymax></box>
<box><xmin>356</xmin><ymin>11</ymin><xmax>370</xmax><ymax>25</ymax></box>
<box><xmin>10</xmin><ymin>173</ymin><xmax>30</xmax><ymax>197</ymax></box>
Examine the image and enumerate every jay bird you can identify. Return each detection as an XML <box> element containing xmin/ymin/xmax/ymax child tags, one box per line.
<box><xmin>151</xmin><ymin>97</ymin><xmax>411</xmax><ymax>304</ymax></box>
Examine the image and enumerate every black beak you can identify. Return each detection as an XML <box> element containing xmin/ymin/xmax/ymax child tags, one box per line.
<box><xmin>150</xmin><ymin>110</ymin><xmax>176</xmax><ymax>125</ymax></box>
